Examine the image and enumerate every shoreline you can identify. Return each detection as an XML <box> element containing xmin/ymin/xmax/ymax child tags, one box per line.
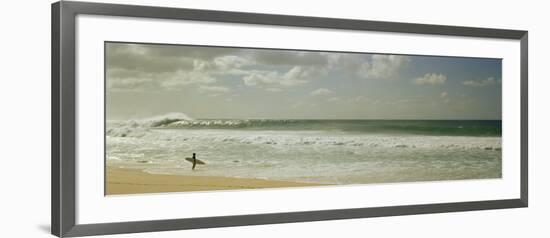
<box><xmin>106</xmin><ymin>166</ymin><xmax>324</xmax><ymax>195</ymax></box>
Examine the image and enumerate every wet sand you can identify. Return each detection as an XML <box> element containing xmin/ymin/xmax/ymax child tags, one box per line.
<box><xmin>106</xmin><ymin>166</ymin><xmax>323</xmax><ymax>195</ymax></box>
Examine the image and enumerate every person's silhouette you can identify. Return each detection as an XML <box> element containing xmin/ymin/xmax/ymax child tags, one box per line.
<box><xmin>191</xmin><ymin>153</ymin><xmax>197</xmax><ymax>170</ymax></box>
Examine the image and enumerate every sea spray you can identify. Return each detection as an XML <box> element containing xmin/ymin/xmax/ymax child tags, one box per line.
<box><xmin>106</xmin><ymin>118</ymin><xmax>502</xmax><ymax>185</ymax></box>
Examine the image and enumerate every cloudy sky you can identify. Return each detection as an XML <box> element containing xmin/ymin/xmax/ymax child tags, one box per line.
<box><xmin>106</xmin><ymin>42</ymin><xmax>501</xmax><ymax>120</ymax></box>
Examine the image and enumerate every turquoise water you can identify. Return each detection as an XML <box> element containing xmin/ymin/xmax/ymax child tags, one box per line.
<box><xmin>153</xmin><ymin>119</ymin><xmax>501</xmax><ymax>137</ymax></box>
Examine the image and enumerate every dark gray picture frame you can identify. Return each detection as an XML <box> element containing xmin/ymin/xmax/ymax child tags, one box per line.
<box><xmin>52</xmin><ymin>1</ymin><xmax>528</xmax><ymax>237</ymax></box>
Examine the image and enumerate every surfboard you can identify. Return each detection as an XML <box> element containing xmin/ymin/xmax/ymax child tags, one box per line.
<box><xmin>185</xmin><ymin>157</ymin><xmax>206</xmax><ymax>165</ymax></box>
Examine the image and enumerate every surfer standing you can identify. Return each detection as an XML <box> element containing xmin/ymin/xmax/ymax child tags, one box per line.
<box><xmin>185</xmin><ymin>152</ymin><xmax>204</xmax><ymax>170</ymax></box>
<box><xmin>191</xmin><ymin>153</ymin><xmax>197</xmax><ymax>170</ymax></box>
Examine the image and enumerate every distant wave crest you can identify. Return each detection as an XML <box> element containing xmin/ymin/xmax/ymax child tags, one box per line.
<box><xmin>107</xmin><ymin>114</ymin><xmax>501</xmax><ymax>138</ymax></box>
<box><xmin>154</xmin><ymin>119</ymin><xmax>300</xmax><ymax>129</ymax></box>
<box><xmin>107</xmin><ymin>112</ymin><xmax>194</xmax><ymax>137</ymax></box>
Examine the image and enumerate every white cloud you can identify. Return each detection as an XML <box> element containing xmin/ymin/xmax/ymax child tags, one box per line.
<box><xmin>159</xmin><ymin>71</ymin><xmax>216</xmax><ymax>90</ymax></box>
<box><xmin>310</xmin><ymin>88</ymin><xmax>332</xmax><ymax>96</ymax></box>
<box><xmin>198</xmin><ymin>85</ymin><xmax>231</xmax><ymax>93</ymax></box>
<box><xmin>107</xmin><ymin>70</ymin><xmax>217</xmax><ymax>92</ymax></box>
<box><xmin>213</xmin><ymin>55</ymin><xmax>251</xmax><ymax>70</ymax></box>
<box><xmin>358</xmin><ymin>55</ymin><xmax>410</xmax><ymax>80</ymax></box>
<box><xmin>253</xmin><ymin>51</ymin><xmax>328</xmax><ymax>66</ymax></box>
<box><xmin>192</xmin><ymin>60</ymin><xmax>212</xmax><ymax>71</ymax></box>
<box><xmin>107</xmin><ymin>43</ymin><xmax>248</xmax><ymax>93</ymax></box>
<box><xmin>108</xmin><ymin>43</ymin><xmax>415</xmax><ymax>94</ymax></box>
<box><xmin>242</xmin><ymin>66</ymin><xmax>316</xmax><ymax>90</ymax></box>
<box><xmin>243</xmin><ymin>72</ymin><xmax>279</xmax><ymax>86</ymax></box>
<box><xmin>462</xmin><ymin>77</ymin><xmax>497</xmax><ymax>87</ymax></box>
<box><xmin>106</xmin><ymin>77</ymin><xmax>156</xmax><ymax>92</ymax></box>
<box><xmin>191</xmin><ymin>56</ymin><xmax>252</xmax><ymax>74</ymax></box>
<box><xmin>414</xmin><ymin>73</ymin><xmax>447</xmax><ymax>85</ymax></box>
<box><xmin>440</xmin><ymin>91</ymin><xmax>450</xmax><ymax>104</ymax></box>
<box><xmin>327</xmin><ymin>97</ymin><xmax>341</xmax><ymax>102</ymax></box>
<box><xmin>325</xmin><ymin>54</ymin><xmax>409</xmax><ymax>80</ymax></box>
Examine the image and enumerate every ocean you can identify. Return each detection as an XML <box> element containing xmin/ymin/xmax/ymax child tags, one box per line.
<box><xmin>106</xmin><ymin>114</ymin><xmax>502</xmax><ymax>185</ymax></box>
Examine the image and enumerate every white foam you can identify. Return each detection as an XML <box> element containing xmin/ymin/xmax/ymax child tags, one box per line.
<box><xmin>141</xmin><ymin>112</ymin><xmax>194</xmax><ymax>122</ymax></box>
<box><xmin>106</xmin><ymin>128</ymin><xmax>502</xmax><ymax>185</ymax></box>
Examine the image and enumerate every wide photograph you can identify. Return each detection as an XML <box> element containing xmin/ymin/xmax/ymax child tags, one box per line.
<box><xmin>105</xmin><ymin>42</ymin><xmax>502</xmax><ymax>195</ymax></box>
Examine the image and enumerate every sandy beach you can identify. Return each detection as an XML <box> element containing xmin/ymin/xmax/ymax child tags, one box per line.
<box><xmin>106</xmin><ymin>166</ymin><xmax>322</xmax><ymax>195</ymax></box>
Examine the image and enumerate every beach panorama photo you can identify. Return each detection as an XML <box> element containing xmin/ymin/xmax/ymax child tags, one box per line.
<box><xmin>105</xmin><ymin>42</ymin><xmax>502</xmax><ymax>195</ymax></box>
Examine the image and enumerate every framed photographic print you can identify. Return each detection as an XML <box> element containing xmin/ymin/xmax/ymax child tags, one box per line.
<box><xmin>52</xmin><ymin>1</ymin><xmax>528</xmax><ymax>237</ymax></box>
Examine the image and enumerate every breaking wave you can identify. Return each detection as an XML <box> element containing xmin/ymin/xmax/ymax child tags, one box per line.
<box><xmin>106</xmin><ymin>113</ymin><xmax>502</xmax><ymax>138</ymax></box>
<box><xmin>105</xmin><ymin>114</ymin><xmax>502</xmax><ymax>185</ymax></box>
<box><xmin>106</xmin><ymin>112</ymin><xmax>193</xmax><ymax>137</ymax></box>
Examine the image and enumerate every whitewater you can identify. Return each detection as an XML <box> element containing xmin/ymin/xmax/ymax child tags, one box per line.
<box><xmin>106</xmin><ymin>113</ymin><xmax>502</xmax><ymax>185</ymax></box>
